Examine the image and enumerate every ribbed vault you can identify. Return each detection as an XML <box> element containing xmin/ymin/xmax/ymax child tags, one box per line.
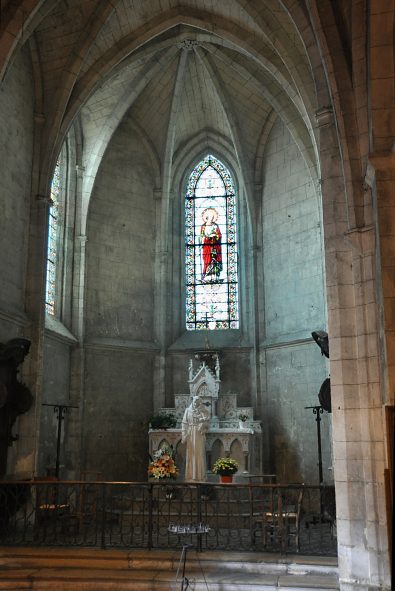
<box><xmin>0</xmin><ymin>0</ymin><xmax>325</xmax><ymax>218</ymax></box>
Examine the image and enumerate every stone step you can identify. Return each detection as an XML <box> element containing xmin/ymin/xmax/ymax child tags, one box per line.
<box><xmin>0</xmin><ymin>547</ymin><xmax>339</xmax><ymax>591</ymax></box>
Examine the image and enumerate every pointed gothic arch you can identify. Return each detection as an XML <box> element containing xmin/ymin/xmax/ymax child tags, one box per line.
<box><xmin>184</xmin><ymin>154</ymin><xmax>239</xmax><ymax>331</ymax></box>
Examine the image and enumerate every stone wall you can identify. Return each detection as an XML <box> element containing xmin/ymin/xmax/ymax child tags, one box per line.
<box><xmin>83</xmin><ymin>347</ymin><xmax>154</xmax><ymax>481</ymax></box>
<box><xmin>0</xmin><ymin>46</ymin><xmax>34</xmax><ymax>338</ymax></box>
<box><xmin>261</xmin><ymin>119</ymin><xmax>325</xmax><ymax>342</ymax></box>
<box><xmin>37</xmin><ymin>335</ymin><xmax>73</xmax><ymax>476</ymax></box>
<box><xmin>85</xmin><ymin>119</ymin><xmax>156</xmax><ymax>341</ymax></box>
<box><xmin>83</xmin><ymin>118</ymin><xmax>157</xmax><ymax>480</ymax></box>
<box><xmin>265</xmin><ymin>343</ymin><xmax>331</xmax><ymax>483</ymax></box>
<box><xmin>0</xmin><ymin>47</ymin><xmax>35</xmax><ymax>476</ymax></box>
<box><xmin>259</xmin><ymin>120</ymin><xmax>330</xmax><ymax>482</ymax></box>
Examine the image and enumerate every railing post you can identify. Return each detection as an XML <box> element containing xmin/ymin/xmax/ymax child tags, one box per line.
<box><xmin>197</xmin><ymin>484</ymin><xmax>202</xmax><ymax>552</ymax></box>
<box><xmin>276</xmin><ymin>488</ymin><xmax>285</xmax><ymax>553</ymax></box>
<box><xmin>249</xmin><ymin>483</ymin><xmax>254</xmax><ymax>548</ymax></box>
<box><xmin>147</xmin><ymin>483</ymin><xmax>153</xmax><ymax>550</ymax></box>
<box><xmin>100</xmin><ymin>483</ymin><xmax>106</xmax><ymax>549</ymax></box>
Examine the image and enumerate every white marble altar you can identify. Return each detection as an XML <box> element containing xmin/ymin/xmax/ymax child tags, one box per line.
<box><xmin>148</xmin><ymin>355</ymin><xmax>262</xmax><ymax>480</ymax></box>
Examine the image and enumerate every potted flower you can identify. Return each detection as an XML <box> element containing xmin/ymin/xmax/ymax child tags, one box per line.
<box><xmin>149</xmin><ymin>413</ymin><xmax>177</xmax><ymax>430</ymax></box>
<box><xmin>238</xmin><ymin>413</ymin><xmax>249</xmax><ymax>429</ymax></box>
<box><xmin>211</xmin><ymin>457</ymin><xmax>239</xmax><ymax>483</ymax></box>
<box><xmin>148</xmin><ymin>447</ymin><xmax>178</xmax><ymax>480</ymax></box>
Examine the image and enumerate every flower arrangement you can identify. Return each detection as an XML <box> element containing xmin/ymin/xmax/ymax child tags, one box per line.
<box><xmin>238</xmin><ymin>413</ymin><xmax>249</xmax><ymax>422</ymax></box>
<box><xmin>148</xmin><ymin>447</ymin><xmax>178</xmax><ymax>479</ymax></box>
<box><xmin>211</xmin><ymin>457</ymin><xmax>239</xmax><ymax>476</ymax></box>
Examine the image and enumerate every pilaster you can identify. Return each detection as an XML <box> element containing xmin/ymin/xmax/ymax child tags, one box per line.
<box><xmin>15</xmin><ymin>191</ymin><xmax>51</xmax><ymax>477</ymax></box>
<box><xmin>317</xmin><ymin>109</ymin><xmax>391</xmax><ymax>589</ymax></box>
<box><xmin>368</xmin><ymin>151</ymin><xmax>395</xmax><ymax>405</ymax></box>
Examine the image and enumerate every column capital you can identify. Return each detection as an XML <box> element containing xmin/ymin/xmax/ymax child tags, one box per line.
<box><xmin>344</xmin><ymin>225</ymin><xmax>375</xmax><ymax>256</ymax></box>
<box><xmin>315</xmin><ymin>106</ymin><xmax>334</xmax><ymax>127</ymax></box>
<box><xmin>35</xmin><ymin>194</ymin><xmax>53</xmax><ymax>206</ymax></box>
<box><xmin>156</xmin><ymin>250</ymin><xmax>168</xmax><ymax>261</ymax></box>
<box><xmin>76</xmin><ymin>165</ymin><xmax>85</xmax><ymax>177</ymax></box>
<box><xmin>363</xmin><ymin>161</ymin><xmax>376</xmax><ymax>189</ymax></box>
<box><xmin>33</xmin><ymin>112</ymin><xmax>45</xmax><ymax>125</ymax></box>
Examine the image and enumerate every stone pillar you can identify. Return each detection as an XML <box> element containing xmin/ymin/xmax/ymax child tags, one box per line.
<box><xmin>367</xmin><ymin>153</ymin><xmax>395</xmax><ymax>583</ymax></box>
<box><xmin>368</xmin><ymin>152</ymin><xmax>395</xmax><ymax>403</ymax></box>
<box><xmin>317</xmin><ymin>108</ymin><xmax>391</xmax><ymax>589</ymax></box>
<box><xmin>67</xmin><ymin>234</ymin><xmax>87</xmax><ymax>478</ymax></box>
<box><xmin>153</xmin><ymin>187</ymin><xmax>167</xmax><ymax>411</ymax></box>
<box><xmin>66</xmin><ymin>164</ymin><xmax>86</xmax><ymax>479</ymax></box>
<box><xmin>15</xmin><ymin>192</ymin><xmax>52</xmax><ymax>477</ymax></box>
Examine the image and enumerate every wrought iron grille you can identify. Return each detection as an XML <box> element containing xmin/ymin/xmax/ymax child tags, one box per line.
<box><xmin>0</xmin><ymin>481</ymin><xmax>337</xmax><ymax>556</ymax></box>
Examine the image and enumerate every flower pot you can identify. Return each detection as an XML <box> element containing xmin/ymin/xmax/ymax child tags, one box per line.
<box><xmin>220</xmin><ymin>474</ymin><xmax>233</xmax><ymax>483</ymax></box>
<box><xmin>239</xmin><ymin>421</ymin><xmax>246</xmax><ymax>429</ymax></box>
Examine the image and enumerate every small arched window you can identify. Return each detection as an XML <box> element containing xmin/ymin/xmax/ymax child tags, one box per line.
<box><xmin>45</xmin><ymin>158</ymin><xmax>62</xmax><ymax>315</ymax></box>
<box><xmin>185</xmin><ymin>154</ymin><xmax>239</xmax><ymax>330</ymax></box>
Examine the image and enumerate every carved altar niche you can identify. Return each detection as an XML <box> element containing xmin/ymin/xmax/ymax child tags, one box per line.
<box><xmin>148</xmin><ymin>354</ymin><xmax>262</xmax><ymax>480</ymax></box>
<box><xmin>187</xmin><ymin>357</ymin><xmax>219</xmax><ymax>418</ymax></box>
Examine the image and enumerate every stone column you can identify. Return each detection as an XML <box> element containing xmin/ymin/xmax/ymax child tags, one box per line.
<box><xmin>153</xmin><ymin>187</ymin><xmax>168</xmax><ymax>412</ymax></box>
<box><xmin>66</xmin><ymin>164</ymin><xmax>86</xmax><ymax>478</ymax></box>
<box><xmin>15</xmin><ymin>192</ymin><xmax>52</xmax><ymax>477</ymax></box>
<box><xmin>66</xmin><ymin>233</ymin><xmax>87</xmax><ymax>478</ymax></box>
<box><xmin>368</xmin><ymin>152</ymin><xmax>395</xmax><ymax>403</ymax></box>
<box><xmin>317</xmin><ymin>108</ymin><xmax>390</xmax><ymax>589</ymax></box>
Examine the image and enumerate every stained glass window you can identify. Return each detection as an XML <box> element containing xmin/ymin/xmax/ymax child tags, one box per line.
<box><xmin>185</xmin><ymin>154</ymin><xmax>239</xmax><ymax>330</ymax></box>
<box><xmin>45</xmin><ymin>160</ymin><xmax>61</xmax><ymax>315</ymax></box>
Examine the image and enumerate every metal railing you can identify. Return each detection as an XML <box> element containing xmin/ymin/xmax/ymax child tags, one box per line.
<box><xmin>0</xmin><ymin>481</ymin><xmax>337</xmax><ymax>555</ymax></box>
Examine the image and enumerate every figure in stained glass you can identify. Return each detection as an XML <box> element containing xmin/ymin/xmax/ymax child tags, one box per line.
<box><xmin>200</xmin><ymin>207</ymin><xmax>222</xmax><ymax>282</ymax></box>
<box><xmin>185</xmin><ymin>154</ymin><xmax>239</xmax><ymax>330</ymax></box>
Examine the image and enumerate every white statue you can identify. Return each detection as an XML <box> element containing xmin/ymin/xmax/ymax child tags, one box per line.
<box><xmin>181</xmin><ymin>395</ymin><xmax>210</xmax><ymax>481</ymax></box>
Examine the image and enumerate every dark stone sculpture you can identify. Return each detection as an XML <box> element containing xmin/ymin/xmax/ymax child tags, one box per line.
<box><xmin>0</xmin><ymin>338</ymin><xmax>33</xmax><ymax>478</ymax></box>
<box><xmin>312</xmin><ymin>330</ymin><xmax>331</xmax><ymax>413</ymax></box>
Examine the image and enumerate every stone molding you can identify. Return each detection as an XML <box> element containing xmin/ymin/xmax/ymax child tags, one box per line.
<box><xmin>75</xmin><ymin>164</ymin><xmax>85</xmax><ymax>177</ymax></box>
<box><xmin>0</xmin><ymin>307</ymin><xmax>30</xmax><ymax>329</ymax></box>
<box><xmin>315</xmin><ymin>106</ymin><xmax>334</xmax><ymax>127</ymax></box>
<box><xmin>44</xmin><ymin>314</ymin><xmax>78</xmax><ymax>345</ymax></box>
<box><xmin>33</xmin><ymin>112</ymin><xmax>45</xmax><ymax>125</ymax></box>
<box><xmin>84</xmin><ymin>338</ymin><xmax>160</xmax><ymax>352</ymax></box>
<box><xmin>344</xmin><ymin>225</ymin><xmax>375</xmax><ymax>256</ymax></box>
<box><xmin>76</xmin><ymin>234</ymin><xmax>87</xmax><ymax>245</ymax></box>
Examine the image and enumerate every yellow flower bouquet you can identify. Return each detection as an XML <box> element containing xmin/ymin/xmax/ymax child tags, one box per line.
<box><xmin>148</xmin><ymin>447</ymin><xmax>178</xmax><ymax>479</ymax></box>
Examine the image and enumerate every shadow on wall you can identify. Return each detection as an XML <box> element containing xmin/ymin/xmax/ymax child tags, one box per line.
<box><xmin>266</xmin><ymin>401</ymin><xmax>331</xmax><ymax>486</ymax></box>
<box><xmin>82</xmin><ymin>418</ymin><xmax>150</xmax><ymax>482</ymax></box>
<box><xmin>267</xmin><ymin>415</ymin><xmax>303</xmax><ymax>484</ymax></box>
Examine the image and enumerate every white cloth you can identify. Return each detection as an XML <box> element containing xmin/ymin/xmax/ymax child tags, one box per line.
<box><xmin>181</xmin><ymin>397</ymin><xmax>210</xmax><ymax>481</ymax></box>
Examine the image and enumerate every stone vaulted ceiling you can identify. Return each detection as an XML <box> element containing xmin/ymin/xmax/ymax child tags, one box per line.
<box><xmin>2</xmin><ymin>0</ymin><xmax>327</xmax><ymax>216</ymax></box>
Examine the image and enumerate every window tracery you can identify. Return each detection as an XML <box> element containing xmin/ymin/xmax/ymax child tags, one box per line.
<box><xmin>185</xmin><ymin>154</ymin><xmax>239</xmax><ymax>330</ymax></box>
